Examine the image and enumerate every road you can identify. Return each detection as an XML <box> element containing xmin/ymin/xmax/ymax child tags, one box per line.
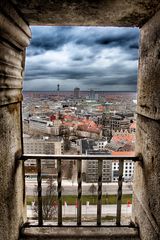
<box><xmin>26</xmin><ymin>179</ymin><xmax>133</xmax><ymax>196</ymax></box>
<box><xmin>27</xmin><ymin>204</ymin><xmax>132</xmax><ymax>218</ymax></box>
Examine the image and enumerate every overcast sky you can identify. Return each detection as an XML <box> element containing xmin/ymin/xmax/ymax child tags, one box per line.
<box><xmin>24</xmin><ymin>26</ymin><xmax>139</xmax><ymax>92</ymax></box>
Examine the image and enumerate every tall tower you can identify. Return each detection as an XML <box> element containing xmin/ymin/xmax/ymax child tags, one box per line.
<box><xmin>57</xmin><ymin>84</ymin><xmax>60</xmax><ymax>98</ymax></box>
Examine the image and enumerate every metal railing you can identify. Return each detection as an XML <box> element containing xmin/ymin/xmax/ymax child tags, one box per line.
<box><xmin>21</xmin><ymin>154</ymin><xmax>140</xmax><ymax>227</ymax></box>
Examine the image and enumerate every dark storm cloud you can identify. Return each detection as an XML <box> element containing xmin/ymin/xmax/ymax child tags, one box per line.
<box><xmin>25</xmin><ymin>65</ymin><xmax>94</xmax><ymax>81</ymax></box>
<box><xmin>72</xmin><ymin>56</ymin><xmax>84</xmax><ymax>61</ymax></box>
<box><xmin>84</xmin><ymin>75</ymin><xmax>138</xmax><ymax>86</ymax></box>
<box><xmin>24</xmin><ymin>26</ymin><xmax>139</xmax><ymax>91</ymax></box>
<box><xmin>27</xmin><ymin>27</ymin><xmax>139</xmax><ymax>56</ymax></box>
<box><xmin>27</xmin><ymin>27</ymin><xmax>72</xmax><ymax>55</ymax></box>
<box><xmin>95</xmin><ymin>30</ymin><xmax>139</xmax><ymax>47</ymax></box>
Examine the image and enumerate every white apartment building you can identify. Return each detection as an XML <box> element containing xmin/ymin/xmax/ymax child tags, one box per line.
<box><xmin>94</xmin><ymin>139</ymin><xmax>108</xmax><ymax>150</ymax></box>
<box><xmin>112</xmin><ymin>160</ymin><xmax>134</xmax><ymax>182</ymax></box>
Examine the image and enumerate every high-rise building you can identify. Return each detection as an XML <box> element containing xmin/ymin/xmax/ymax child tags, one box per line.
<box><xmin>89</xmin><ymin>89</ymin><xmax>95</xmax><ymax>100</ymax></box>
<box><xmin>74</xmin><ymin>87</ymin><xmax>80</xmax><ymax>99</ymax></box>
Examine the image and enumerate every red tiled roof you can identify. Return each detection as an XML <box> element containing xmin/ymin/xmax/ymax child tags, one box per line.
<box><xmin>77</xmin><ymin>125</ymin><xmax>101</xmax><ymax>134</ymax></box>
<box><xmin>62</xmin><ymin>115</ymin><xmax>101</xmax><ymax>133</ymax></box>
<box><xmin>112</xmin><ymin>151</ymin><xmax>135</xmax><ymax>156</ymax></box>
<box><xmin>112</xmin><ymin>134</ymin><xmax>135</xmax><ymax>143</ymax></box>
<box><xmin>130</xmin><ymin>122</ymin><xmax>136</xmax><ymax>129</ymax></box>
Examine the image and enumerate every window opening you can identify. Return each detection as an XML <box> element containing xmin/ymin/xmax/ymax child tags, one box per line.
<box><xmin>22</xmin><ymin>26</ymin><xmax>139</xmax><ymax>226</ymax></box>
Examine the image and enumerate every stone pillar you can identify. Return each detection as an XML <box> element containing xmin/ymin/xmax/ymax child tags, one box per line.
<box><xmin>133</xmin><ymin>10</ymin><xmax>160</xmax><ymax>240</ymax></box>
<box><xmin>0</xmin><ymin>1</ymin><xmax>31</xmax><ymax>240</ymax></box>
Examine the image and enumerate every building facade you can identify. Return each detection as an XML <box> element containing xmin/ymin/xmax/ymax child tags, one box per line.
<box><xmin>23</xmin><ymin>136</ymin><xmax>63</xmax><ymax>170</ymax></box>
<box><xmin>74</xmin><ymin>87</ymin><xmax>80</xmax><ymax>99</ymax></box>
<box><xmin>86</xmin><ymin>158</ymin><xmax>112</xmax><ymax>183</ymax></box>
<box><xmin>111</xmin><ymin>152</ymin><xmax>135</xmax><ymax>182</ymax></box>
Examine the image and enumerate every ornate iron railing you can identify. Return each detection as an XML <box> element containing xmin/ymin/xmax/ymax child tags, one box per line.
<box><xmin>21</xmin><ymin>154</ymin><xmax>140</xmax><ymax>227</ymax></box>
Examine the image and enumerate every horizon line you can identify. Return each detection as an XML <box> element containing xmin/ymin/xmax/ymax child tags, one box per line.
<box><xmin>23</xmin><ymin>90</ymin><xmax>137</xmax><ymax>93</ymax></box>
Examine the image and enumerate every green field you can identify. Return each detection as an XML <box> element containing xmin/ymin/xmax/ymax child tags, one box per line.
<box><xmin>27</xmin><ymin>194</ymin><xmax>132</xmax><ymax>205</ymax></box>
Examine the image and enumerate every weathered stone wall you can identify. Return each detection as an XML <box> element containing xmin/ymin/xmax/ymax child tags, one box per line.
<box><xmin>0</xmin><ymin>0</ymin><xmax>31</xmax><ymax>106</ymax></box>
<box><xmin>0</xmin><ymin>1</ymin><xmax>31</xmax><ymax>240</ymax></box>
<box><xmin>10</xmin><ymin>0</ymin><xmax>160</xmax><ymax>27</ymax></box>
<box><xmin>0</xmin><ymin>103</ymin><xmax>24</xmax><ymax>240</ymax></box>
<box><xmin>20</xmin><ymin>226</ymin><xmax>140</xmax><ymax>240</ymax></box>
<box><xmin>133</xmin><ymin>10</ymin><xmax>160</xmax><ymax>240</ymax></box>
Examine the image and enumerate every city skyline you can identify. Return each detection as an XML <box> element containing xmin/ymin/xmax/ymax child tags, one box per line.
<box><xmin>24</xmin><ymin>26</ymin><xmax>139</xmax><ymax>92</ymax></box>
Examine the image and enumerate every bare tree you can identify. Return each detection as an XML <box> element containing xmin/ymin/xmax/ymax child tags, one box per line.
<box><xmin>34</xmin><ymin>177</ymin><xmax>57</xmax><ymax>220</ymax></box>
<box><xmin>66</xmin><ymin>160</ymin><xmax>73</xmax><ymax>179</ymax></box>
<box><xmin>88</xmin><ymin>184</ymin><xmax>97</xmax><ymax>203</ymax></box>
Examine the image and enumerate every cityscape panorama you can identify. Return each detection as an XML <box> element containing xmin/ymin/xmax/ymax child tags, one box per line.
<box><xmin>23</xmin><ymin>26</ymin><xmax>139</xmax><ymax>225</ymax></box>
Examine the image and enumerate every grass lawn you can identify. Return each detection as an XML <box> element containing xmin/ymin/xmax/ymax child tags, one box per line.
<box><xmin>27</xmin><ymin>194</ymin><xmax>132</xmax><ymax>205</ymax></box>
